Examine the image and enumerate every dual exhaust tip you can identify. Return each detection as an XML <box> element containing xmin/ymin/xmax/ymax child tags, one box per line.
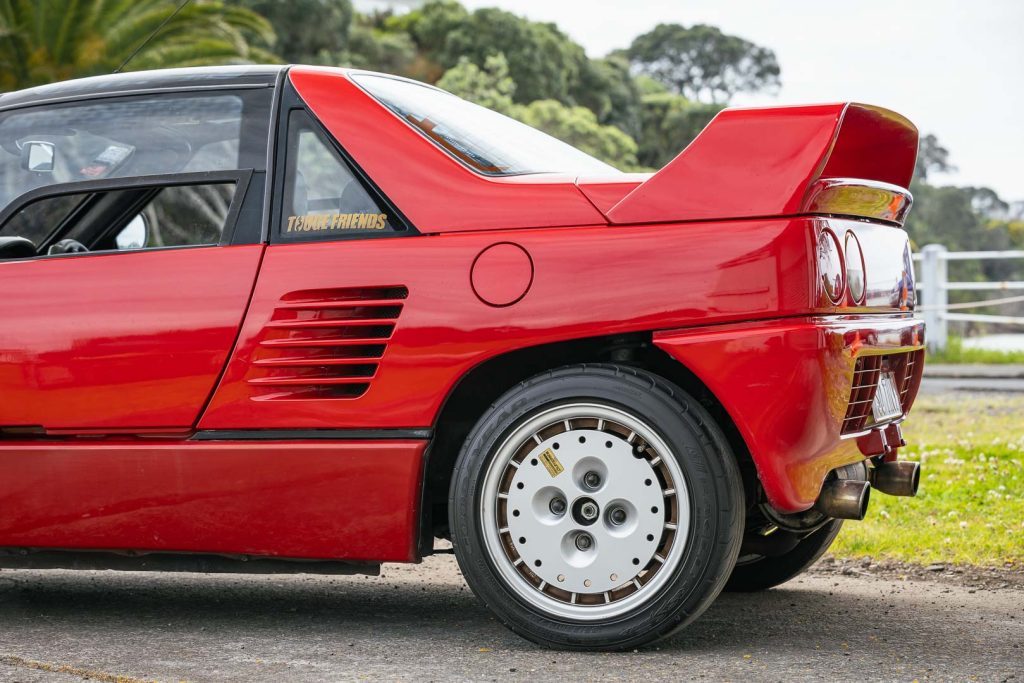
<box><xmin>814</xmin><ymin>461</ymin><xmax>920</xmax><ymax>520</ymax></box>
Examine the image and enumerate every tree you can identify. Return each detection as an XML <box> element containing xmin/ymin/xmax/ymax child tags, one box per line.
<box><xmin>571</xmin><ymin>55</ymin><xmax>642</xmax><ymax>139</ymax></box>
<box><xmin>0</xmin><ymin>0</ymin><xmax>275</xmax><ymax>91</ymax></box>
<box><xmin>336</xmin><ymin>23</ymin><xmax>418</xmax><ymax>77</ymax></box>
<box><xmin>637</xmin><ymin>90</ymin><xmax>722</xmax><ymax>168</ymax></box>
<box><xmin>390</xmin><ymin>0</ymin><xmax>468</xmax><ymax>54</ymax></box>
<box><xmin>229</xmin><ymin>0</ymin><xmax>352</xmax><ymax>64</ymax></box>
<box><xmin>398</xmin><ymin>1</ymin><xmax>588</xmax><ymax>104</ymax></box>
<box><xmin>436</xmin><ymin>54</ymin><xmax>516</xmax><ymax>115</ymax></box>
<box><xmin>905</xmin><ymin>180</ymin><xmax>1024</xmax><ymax>304</ymax></box>
<box><xmin>627</xmin><ymin>23</ymin><xmax>780</xmax><ymax>103</ymax></box>
<box><xmin>914</xmin><ymin>133</ymin><xmax>956</xmax><ymax>181</ymax></box>
<box><xmin>513</xmin><ymin>100</ymin><xmax>640</xmax><ymax>171</ymax></box>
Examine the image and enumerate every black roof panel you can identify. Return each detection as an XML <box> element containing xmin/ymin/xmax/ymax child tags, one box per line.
<box><xmin>0</xmin><ymin>65</ymin><xmax>285</xmax><ymax>111</ymax></box>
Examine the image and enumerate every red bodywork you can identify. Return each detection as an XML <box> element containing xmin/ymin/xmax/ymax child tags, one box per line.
<box><xmin>0</xmin><ymin>66</ymin><xmax>923</xmax><ymax>563</ymax></box>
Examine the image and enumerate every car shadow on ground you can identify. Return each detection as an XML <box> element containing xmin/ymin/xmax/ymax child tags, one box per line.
<box><xmin>0</xmin><ymin>566</ymin><xmax>967</xmax><ymax>655</ymax></box>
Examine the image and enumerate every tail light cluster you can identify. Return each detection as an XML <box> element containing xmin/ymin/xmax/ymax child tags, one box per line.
<box><xmin>817</xmin><ymin>227</ymin><xmax>867</xmax><ymax>306</ymax></box>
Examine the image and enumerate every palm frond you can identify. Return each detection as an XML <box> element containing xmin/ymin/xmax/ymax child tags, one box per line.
<box><xmin>1</xmin><ymin>0</ymin><xmax>280</xmax><ymax>89</ymax></box>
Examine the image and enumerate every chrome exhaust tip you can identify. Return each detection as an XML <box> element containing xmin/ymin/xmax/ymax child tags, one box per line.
<box><xmin>814</xmin><ymin>479</ymin><xmax>871</xmax><ymax>520</ymax></box>
<box><xmin>870</xmin><ymin>461</ymin><xmax>920</xmax><ymax>497</ymax></box>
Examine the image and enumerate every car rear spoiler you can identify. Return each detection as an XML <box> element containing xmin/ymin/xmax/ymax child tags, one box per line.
<box><xmin>603</xmin><ymin>102</ymin><xmax>918</xmax><ymax>226</ymax></box>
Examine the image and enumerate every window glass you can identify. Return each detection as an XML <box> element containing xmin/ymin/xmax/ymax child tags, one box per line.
<box><xmin>0</xmin><ymin>90</ymin><xmax>269</xmax><ymax>211</ymax></box>
<box><xmin>0</xmin><ymin>193</ymin><xmax>80</xmax><ymax>246</ymax></box>
<box><xmin>352</xmin><ymin>73</ymin><xmax>620</xmax><ymax>177</ymax></box>
<box><xmin>0</xmin><ymin>181</ymin><xmax>236</xmax><ymax>255</ymax></box>
<box><xmin>280</xmin><ymin>110</ymin><xmax>399</xmax><ymax>240</ymax></box>
<box><xmin>129</xmin><ymin>183</ymin><xmax>235</xmax><ymax>248</ymax></box>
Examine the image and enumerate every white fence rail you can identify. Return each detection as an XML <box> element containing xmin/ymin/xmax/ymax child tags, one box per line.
<box><xmin>914</xmin><ymin>244</ymin><xmax>1024</xmax><ymax>351</ymax></box>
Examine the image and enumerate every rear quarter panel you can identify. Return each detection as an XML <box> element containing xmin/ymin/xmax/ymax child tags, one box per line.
<box><xmin>199</xmin><ymin>219</ymin><xmax>818</xmax><ymax>429</ymax></box>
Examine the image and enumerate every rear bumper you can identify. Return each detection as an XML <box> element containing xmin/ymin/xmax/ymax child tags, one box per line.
<box><xmin>654</xmin><ymin>315</ymin><xmax>925</xmax><ymax>512</ymax></box>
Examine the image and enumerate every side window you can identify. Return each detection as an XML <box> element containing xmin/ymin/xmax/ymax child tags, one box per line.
<box><xmin>0</xmin><ymin>91</ymin><xmax>269</xmax><ymax>213</ymax></box>
<box><xmin>0</xmin><ymin>88</ymin><xmax>271</xmax><ymax>259</ymax></box>
<box><xmin>280</xmin><ymin>110</ymin><xmax>402</xmax><ymax>241</ymax></box>
<box><xmin>1</xmin><ymin>181</ymin><xmax>237</xmax><ymax>256</ymax></box>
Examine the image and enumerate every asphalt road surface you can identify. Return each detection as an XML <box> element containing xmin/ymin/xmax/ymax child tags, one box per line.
<box><xmin>1</xmin><ymin>555</ymin><xmax>1021</xmax><ymax>682</ymax></box>
<box><xmin>921</xmin><ymin>364</ymin><xmax>1024</xmax><ymax>394</ymax></box>
<box><xmin>920</xmin><ymin>376</ymin><xmax>1024</xmax><ymax>393</ymax></box>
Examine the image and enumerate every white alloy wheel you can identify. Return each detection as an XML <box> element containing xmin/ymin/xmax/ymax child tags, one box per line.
<box><xmin>480</xmin><ymin>403</ymin><xmax>690</xmax><ymax>620</ymax></box>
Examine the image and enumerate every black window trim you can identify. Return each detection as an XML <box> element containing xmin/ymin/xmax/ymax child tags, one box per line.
<box><xmin>268</xmin><ymin>80</ymin><xmax>418</xmax><ymax>245</ymax></box>
<box><xmin>0</xmin><ymin>82</ymin><xmax>274</xmax><ymax>115</ymax></box>
<box><xmin>0</xmin><ymin>169</ymin><xmax>253</xmax><ymax>260</ymax></box>
<box><xmin>256</xmin><ymin>67</ymin><xmax>289</xmax><ymax>244</ymax></box>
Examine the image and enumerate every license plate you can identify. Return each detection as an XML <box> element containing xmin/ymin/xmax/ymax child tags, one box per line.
<box><xmin>871</xmin><ymin>372</ymin><xmax>903</xmax><ymax>422</ymax></box>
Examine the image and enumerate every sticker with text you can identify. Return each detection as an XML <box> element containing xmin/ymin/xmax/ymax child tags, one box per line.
<box><xmin>286</xmin><ymin>212</ymin><xmax>388</xmax><ymax>232</ymax></box>
<box><xmin>538</xmin><ymin>448</ymin><xmax>564</xmax><ymax>478</ymax></box>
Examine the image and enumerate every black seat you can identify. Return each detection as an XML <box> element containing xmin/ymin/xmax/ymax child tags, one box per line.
<box><xmin>0</xmin><ymin>236</ymin><xmax>36</xmax><ymax>260</ymax></box>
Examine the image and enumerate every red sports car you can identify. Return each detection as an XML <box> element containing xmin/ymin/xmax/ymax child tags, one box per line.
<box><xmin>0</xmin><ymin>65</ymin><xmax>924</xmax><ymax>649</ymax></box>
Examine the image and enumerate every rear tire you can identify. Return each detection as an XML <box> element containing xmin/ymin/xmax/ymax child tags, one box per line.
<box><xmin>724</xmin><ymin>519</ymin><xmax>843</xmax><ymax>592</ymax></box>
<box><xmin>449</xmin><ymin>364</ymin><xmax>743</xmax><ymax>650</ymax></box>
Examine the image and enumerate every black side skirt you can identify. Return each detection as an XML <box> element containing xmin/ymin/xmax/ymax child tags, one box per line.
<box><xmin>0</xmin><ymin>548</ymin><xmax>381</xmax><ymax>575</ymax></box>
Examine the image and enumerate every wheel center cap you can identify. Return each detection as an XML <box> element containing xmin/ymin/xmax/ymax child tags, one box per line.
<box><xmin>572</xmin><ymin>497</ymin><xmax>600</xmax><ymax>526</ymax></box>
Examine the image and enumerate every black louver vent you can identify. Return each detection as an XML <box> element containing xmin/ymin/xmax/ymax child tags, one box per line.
<box><xmin>249</xmin><ymin>286</ymin><xmax>407</xmax><ymax>400</ymax></box>
<box><xmin>841</xmin><ymin>350</ymin><xmax>924</xmax><ymax>435</ymax></box>
<box><xmin>842</xmin><ymin>355</ymin><xmax>882</xmax><ymax>434</ymax></box>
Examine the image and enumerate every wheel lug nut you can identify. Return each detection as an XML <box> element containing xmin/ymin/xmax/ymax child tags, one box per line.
<box><xmin>609</xmin><ymin>507</ymin><xmax>627</xmax><ymax>525</ymax></box>
<box><xmin>580</xmin><ymin>501</ymin><xmax>599</xmax><ymax>521</ymax></box>
<box><xmin>575</xmin><ymin>533</ymin><xmax>593</xmax><ymax>551</ymax></box>
<box><xmin>549</xmin><ymin>497</ymin><xmax>567</xmax><ymax>515</ymax></box>
<box><xmin>583</xmin><ymin>471</ymin><xmax>601</xmax><ymax>489</ymax></box>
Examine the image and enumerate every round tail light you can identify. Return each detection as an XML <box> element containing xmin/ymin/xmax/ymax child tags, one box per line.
<box><xmin>818</xmin><ymin>227</ymin><xmax>845</xmax><ymax>304</ymax></box>
<box><xmin>845</xmin><ymin>231</ymin><xmax>866</xmax><ymax>304</ymax></box>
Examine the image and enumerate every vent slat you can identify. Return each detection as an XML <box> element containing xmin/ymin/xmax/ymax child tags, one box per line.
<box><xmin>280</xmin><ymin>286</ymin><xmax>408</xmax><ymax>304</ymax></box>
<box><xmin>276</xmin><ymin>299</ymin><xmax>405</xmax><ymax>310</ymax></box>
<box><xmin>252</xmin><ymin>385</ymin><xmax>370</xmax><ymax>401</ymax></box>
<box><xmin>253</xmin><ymin>356</ymin><xmax>384</xmax><ymax>367</ymax></box>
<box><xmin>260</xmin><ymin>337</ymin><xmax>393</xmax><ymax>348</ymax></box>
<box><xmin>266</xmin><ymin>318</ymin><xmax>398</xmax><ymax>329</ymax></box>
<box><xmin>248</xmin><ymin>375</ymin><xmax>376</xmax><ymax>387</ymax></box>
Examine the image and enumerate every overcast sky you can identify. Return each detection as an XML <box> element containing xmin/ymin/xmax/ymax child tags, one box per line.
<box><xmin>451</xmin><ymin>0</ymin><xmax>1023</xmax><ymax>201</ymax></box>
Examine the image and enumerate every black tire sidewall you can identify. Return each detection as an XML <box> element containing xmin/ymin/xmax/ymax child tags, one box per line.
<box><xmin>449</xmin><ymin>365</ymin><xmax>743</xmax><ymax>650</ymax></box>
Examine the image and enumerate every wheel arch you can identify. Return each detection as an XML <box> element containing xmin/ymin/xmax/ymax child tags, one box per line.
<box><xmin>420</xmin><ymin>333</ymin><xmax>756</xmax><ymax>553</ymax></box>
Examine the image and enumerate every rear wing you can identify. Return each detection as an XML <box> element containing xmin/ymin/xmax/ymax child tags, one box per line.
<box><xmin>604</xmin><ymin>103</ymin><xmax>918</xmax><ymax>226</ymax></box>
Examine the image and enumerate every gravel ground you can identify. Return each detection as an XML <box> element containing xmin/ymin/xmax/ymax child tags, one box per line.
<box><xmin>812</xmin><ymin>555</ymin><xmax>1024</xmax><ymax>591</ymax></box>
<box><xmin>1</xmin><ymin>553</ymin><xmax>1021</xmax><ymax>683</ymax></box>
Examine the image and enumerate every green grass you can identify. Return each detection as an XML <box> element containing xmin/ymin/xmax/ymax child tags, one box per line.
<box><xmin>927</xmin><ymin>336</ymin><xmax>1024</xmax><ymax>364</ymax></box>
<box><xmin>831</xmin><ymin>392</ymin><xmax>1024</xmax><ymax>567</ymax></box>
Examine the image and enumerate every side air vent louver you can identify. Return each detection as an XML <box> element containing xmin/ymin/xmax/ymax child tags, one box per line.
<box><xmin>248</xmin><ymin>286</ymin><xmax>408</xmax><ymax>400</ymax></box>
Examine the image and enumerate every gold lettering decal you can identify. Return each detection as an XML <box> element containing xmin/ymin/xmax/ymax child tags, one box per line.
<box><xmin>285</xmin><ymin>213</ymin><xmax>389</xmax><ymax>233</ymax></box>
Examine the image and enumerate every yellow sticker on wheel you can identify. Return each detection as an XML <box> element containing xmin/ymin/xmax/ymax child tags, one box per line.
<box><xmin>538</xmin><ymin>448</ymin><xmax>564</xmax><ymax>477</ymax></box>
